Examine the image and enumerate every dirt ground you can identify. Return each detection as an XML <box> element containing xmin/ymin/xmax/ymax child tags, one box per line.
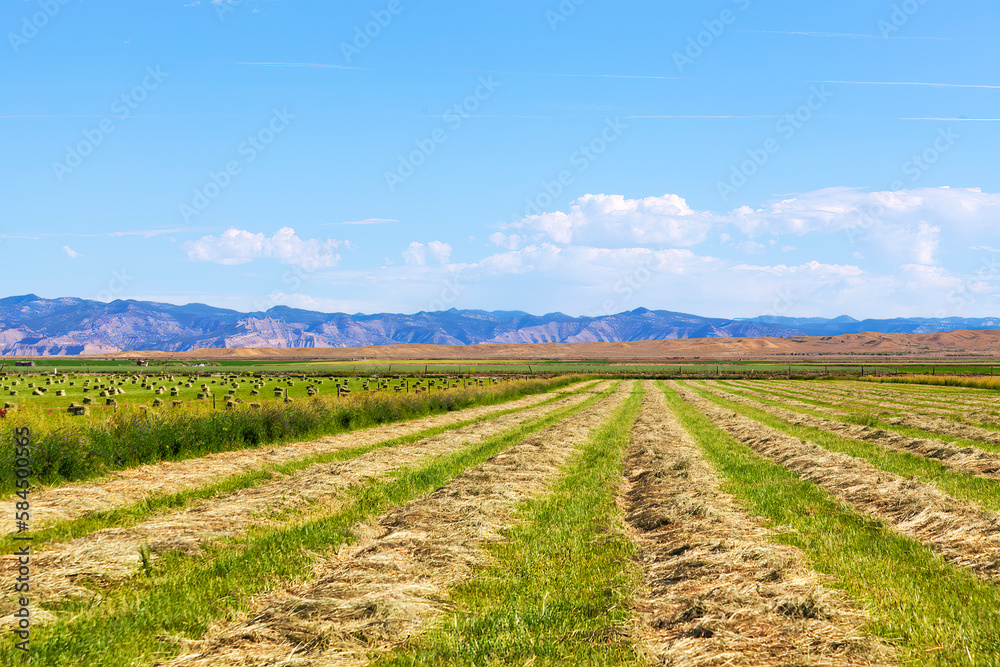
<box><xmin>158</xmin><ymin>383</ymin><xmax>632</xmax><ymax>665</ymax></box>
<box><xmin>623</xmin><ymin>384</ymin><xmax>894</xmax><ymax>666</ymax></box>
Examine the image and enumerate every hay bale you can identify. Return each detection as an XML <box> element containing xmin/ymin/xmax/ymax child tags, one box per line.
<box><xmin>68</xmin><ymin>406</ymin><xmax>89</xmax><ymax>416</ymax></box>
<box><xmin>105</xmin><ymin>398</ymin><xmax>117</xmax><ymax>406</ymax></box>
<box><xmin>82</xmin><ymin>397</ymin><xmax>93</xmax><ymax>405</ymax></box>
<box><xmin>152</xmin><ymin>398</ymin><xmax>164</xmax><ymax>407</ymax></box>
<box><xmin>4</xmin><ymin>402</ymin><xmax>17</xmax><ymax>410</ymax></box>
<box><xmin>55</xmin><ymin>390</ymin><xmax>66</xmax><ymax>396</ymax></box>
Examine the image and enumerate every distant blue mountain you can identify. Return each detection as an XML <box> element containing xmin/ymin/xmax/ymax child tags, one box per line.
<box><xmin>0</xmin><ymin>294</ymin><xmax>997</xmax><ymax>354</ymax></box>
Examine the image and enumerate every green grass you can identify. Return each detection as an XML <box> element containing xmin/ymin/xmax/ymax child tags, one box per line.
<box><xmin>0</xmin><ymin>375</ymin><xmax>581</xmax><ymax>495</ymax></box>
<box><xmin>716</xmin><ymin>380</ymin><xmax>1000</xmax><ymax>454</ymax></box>
<box><xmin>375</xmin><ymin>381</ymin><xmax>646</xmax><ymax>667</ymax></box>
<box><xmin>865</xmin><ymin>374</ymin><xmax>1000</xmax><ymax>391</ymax></box>
<box><xmin>0</xmin><ymin>381</ymin><xmax>601</xmax><ymax>556</ymax></box>
<box><xmin>660</xmin><ymin>381</ymin><xmax>1000</xmax><ymax>666</ymax></box>
<box><xmin>2</xmin><ymin>384</ymin><xmax>620</xmax><ymax>666</ymax></box>
<box><xmin>683</xmin><ymin>382</ymin><xmax>1000</xmax><ymax>513</ymax></box>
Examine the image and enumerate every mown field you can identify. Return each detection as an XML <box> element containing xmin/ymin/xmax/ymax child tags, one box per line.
<box><xmin>5</xmin><ymin>376</ymin><xmax>1000</xmax><ymax>665</ymax></box>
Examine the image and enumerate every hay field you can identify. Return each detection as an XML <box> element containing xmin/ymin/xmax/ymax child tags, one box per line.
<box><xmin>5</xmin><ymin>378</ymin><xmax>1000</xmax><ymax>665</ymax></box>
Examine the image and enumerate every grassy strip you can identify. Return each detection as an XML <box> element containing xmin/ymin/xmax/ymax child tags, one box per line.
<box><xmin>375</xmin><ymin>381</ymin><xmax>646</xmax><ymax>667</ymax></box>
<box><xmin>719</xmin><ymin>380</ymin><xmax>1000</xmax><ymax>453</ymax></box>
<box><xmin>763</xmin><ymin>379</ymin><xmax>976</xmax><ymax>417</ymax></box>
<box><xmin>0</xmin><ymin>376</ymin><xmax>583</xmax><ymax>495</ymax></box>
<box><xmin>0</xmin><ymin>381</ymin><xmax>600</xmax><ymax>556</ymax></box>
<box><xmin>2</xmin><ymin>384</ymin><xmax>620</xmax><ymax>666</ymax></box>
<box><xmin>660</xmin><ymin>381</ymin><xmax>1000</xmax><ymax>666</ymax></box>
<box><xmin>864</xmin><ymin>374</ymin><xmax>1000</xmax><ymax>391</ymax></box>
<box><xmin>684</xmin><ymin>382</ymin><xmax>1000</xmax><ymax>513</ymax></box>
<box><xmin>771</xmin><ymin>379</ymin><xmax>1000</xmax><ymax>420</ymax></box>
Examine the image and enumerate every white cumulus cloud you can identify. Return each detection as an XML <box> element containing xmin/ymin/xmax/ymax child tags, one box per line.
<box><xmin>184</xmin><ymin>227</ymin><xmax>345</xmax><ymax>268</ymax></box>
<box><xmin>403</xmin><ymin>241</ymin><xmax>452</xmax><ymax>266</ymax></box>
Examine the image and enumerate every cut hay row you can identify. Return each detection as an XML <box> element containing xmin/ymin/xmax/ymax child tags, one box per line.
<box><xmin>623</xmin><ymin>384</ymin><xmax>892</xmax><ymax>666</ymax></box>
<box><xmin>768</xmin><ymin>378</ymin><xmax>1000</xmax><ymax>421</ymax></box>
<box><xmin>0</xmin><ymin>383</ymin><xmax>623</xmax><ymax>667</ymax></box>
<box><xmin>732</xmin><ymin>379</ymin><xmax>963</xmax><ymax>420</ymax></box>
<box><xmin>0</xmin><ymin>384</ymin><xmax>605</xmax><ymax>625</ymax></box>
<box><xmin>768</xmin><ymin>380</ymin><xmax>1000</xmax><ymax>424</ymax></box>
<box><xmin>659</xmin><ymin>381</ymin><xmax>1000</xmax><ymax>666</ymax></box>
<box><xmin>702</xmin><ymin>381</ymin><xmax>1000</xmax><ymax>483</ymax></box>
<box><xmin>726</xmin><ymin>380</ymin><xmax>1000</xmax><ymax>450</ymax></box>
<box><xmin>827</xmin><ymin>380</ymin><xmax>1000</xmax><ymax>413</ymax></box>
<box><xmin>673</xmin><ymin>383</ymin><xmax>1000</xmax><ymax>584</ymax></box>
<box><xmin>161</xmin><ymin>381</ymin><xmax>634</xmax><ymax>666</ymax></box>
<box><xmin>372</xmin><ymin>381</ymin><xmax>646</xmax><ymax>665</ymax></box>
<box><xmin>6</xmin><ymin>381</ymin><xmax>598</xmax><ymax>534</ymax></box>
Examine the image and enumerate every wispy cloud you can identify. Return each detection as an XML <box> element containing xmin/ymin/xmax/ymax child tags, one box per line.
<box><xmin>63</xmin><ymin>246</ymin><xmax>81</xmax><ymax>258</ymax></box>
<box><xmin>443</xmin><ymin>68</ymin><xmax>685</xmax><ymax>80</ymax></box>
<box><xmin>899</xmin><ymin>117</ymin><xmax>1000</xmax><ymax>121</ymax></box>
<box><xmin>326</xmin><ymin>218</ymin><xmax>398</xmax><ymax>226</ymax></box>
<box><xmin>232</xmin><ymin>61</ymin><xmax>365</xmax><ymax>70</ymax></box>
<box><xmin>109</xmin><ymin>226</ymin><xmax>202</xmax><ymax>238</ymax></box>
<box><xmin>736</xmin><ymin>29</ymin><xmax>952</xmax><ymax>41</ymax></box>
<box><xmin>815</xmin><ymin>80</ymin><xmax>1000</xmax><ymax>89</ymax></box>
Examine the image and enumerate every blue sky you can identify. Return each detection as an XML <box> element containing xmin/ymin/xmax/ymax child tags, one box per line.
<box><xmin>2</xmin><ymin>0</ymin><xmax>998</xmax><ymax>320</ymax></box>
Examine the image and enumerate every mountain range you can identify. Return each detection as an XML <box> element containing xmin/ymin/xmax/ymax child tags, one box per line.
<box><xmin>1</xmin><ymin>294</ymin><xmax>999</xmax><ymax>355</ymax></box>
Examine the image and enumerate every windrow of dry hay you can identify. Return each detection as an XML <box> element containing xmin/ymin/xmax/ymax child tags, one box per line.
<box><xmin>0</xmin><ymin>385</ymin><xmax>605</xmax><ymax>625</ymax></box>
<box><xmin>5</xmin><ymin>383</ymin><xmax>589</xmax><ymax>534</ymax></box>
<box><xmin>729</xmin><ymin>380</ymin><xmax>1000</xmax><ymax>447</ymax></box>
<box><xmin>623</xmin><ymin>386</ymin><xmax>894</xmax><ymax>667</ymax></box>
<box><xmin>675</xmin><ymin>383</ymin><xmax>1000</xmax><ymax>583</ymax></box>
<box><xmin>162</xmin><ymin>383</ymin><xmax>633</xmax><ymax>666</ymax></box>
<box><xmin>700</xmin><ymin>382</ymin><xmax>1000</xmax><ymax>482</ymax></box>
